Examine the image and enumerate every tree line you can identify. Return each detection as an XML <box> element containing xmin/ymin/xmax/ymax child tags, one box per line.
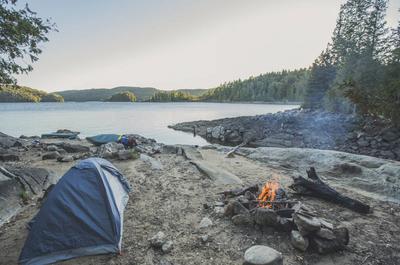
<box><xmin>201</xmin><ymin>69</ymin><xmax>309</xmax><ymax>102</ymax></box>
<box><xmin>303</xmin><ymin>0</ymin><xmax>400</xmax><ymax>125</ymax></box>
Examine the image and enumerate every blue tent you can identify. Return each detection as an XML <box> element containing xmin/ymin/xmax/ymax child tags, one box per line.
<box><xmin>19</xmin><ymin>158</ymin><xmax>131</xmax><ymax>265</ymax></box>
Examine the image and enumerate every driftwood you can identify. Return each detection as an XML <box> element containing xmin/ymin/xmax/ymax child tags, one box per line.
<box><xmin>226</xmin><ymin>142</ymin><xmax>246</xmax><ymax>158</ymax></box>
<box><xmin>290</xmin><ymin>167</ymin><xmax>370</xmax><ymax>214</ymax></box>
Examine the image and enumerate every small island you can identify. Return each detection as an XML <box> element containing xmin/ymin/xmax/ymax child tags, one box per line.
<box><xmin>106</xmin><ymin>91</ymin><xmax>137</xmax><ymax>102</ymax></box>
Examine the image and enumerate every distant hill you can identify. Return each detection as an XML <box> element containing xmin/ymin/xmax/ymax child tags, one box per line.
<box><xmin>57</xmin><ymin>86</ymin><xmax>157</xmax><ymax>102</ymax></box>
<box><xmin>57</xmin><ymin>86</ymin><xmax>208</xmax><ymax>102</ymax></box>
<box><xmin>0</xmin><ymin>86</ymin><xmax>64</xmax><ymax>103</ymax></box>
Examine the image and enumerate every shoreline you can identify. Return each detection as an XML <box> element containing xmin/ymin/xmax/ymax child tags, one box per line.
<box><xmin>170</xmin><ymin>108</ymin><xmax>400</xmax><ymax>161</ymax></box>
<box><xmin>1</xmin><ymin>131</ymin><xmax>400</xmax><ymax>264</ymax></box>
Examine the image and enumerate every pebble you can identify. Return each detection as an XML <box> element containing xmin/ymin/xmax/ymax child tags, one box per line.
<box><xmin>200</xmin><ymin>234</ymin><xmax>209</xmax><ymax>243</ymax></box>
<box><xmin>199</xmin><ymin>217</ymin><xmax>213</xmax><ymax>229</ymax></box>
<box><xmin>161</xmin><ymin>240</ymin><xmax>174</xmax><ymax>253</ymax></box>
<box><xmin>243</xmin><ymin>245</ymin><xmax>283</xmax><ymax>265</ymax></box>
<box><xmin>213</xmin><ymin>206</ymin><xmax>225</xmax><ymax>217</ymax></box>
<box><xmin>149</xmin><ymin>231</ymin><xmax>167</xmax><ymax>248</ymax></box>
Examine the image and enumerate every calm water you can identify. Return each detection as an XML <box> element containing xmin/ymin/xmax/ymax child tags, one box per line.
<box><xmin>0</xmin><ymin>102</ymin><xmax>298</xmax><ymax>145</ymax></box>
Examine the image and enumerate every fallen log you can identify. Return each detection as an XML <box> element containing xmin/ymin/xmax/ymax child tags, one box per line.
<box><xmin>289</xmin><ymin>167</ymin><xmax>370</xmax><ymax>214</ymax></box>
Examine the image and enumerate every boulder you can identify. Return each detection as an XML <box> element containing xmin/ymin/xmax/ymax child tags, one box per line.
<box><xmin>0</xmin><ymin>132</ymin><xmax>24</xmax><ymax>149</ymax></box>
<box><xmin>42</xmin><ymin>151</ymin><xmax>61</xmax><ymax>160</ymax></box>
<box><xmin>117</xmin><ymin>150</ymin><xmax>138</xmax><ymax>160</ymax></box>
<box><xmin>98</xmin><ymin>142</ymin><xmax>125</xmax><ymax>158</ymax></box>
<box><xmin>0</xmin><ymin>153</ymin><xmax>20</xmax><ymax>162</ymax></box>
<box><xmin>243</xmin><ymin>245</ymin><xmax>283</xmax><ymax>265</ymax></box>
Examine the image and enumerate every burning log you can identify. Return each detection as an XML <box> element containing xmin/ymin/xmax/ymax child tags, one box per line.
<box><xmin>290</xmin><ymin>167</ymin><xmax>370</xmax><ymax>214</ymax></box>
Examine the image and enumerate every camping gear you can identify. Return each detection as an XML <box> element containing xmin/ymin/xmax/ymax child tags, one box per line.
<box><xmin>19</xmin><ymin>158</ymin><xmax>131</xmax><ymax>265</ymax></box>
<box><xmin>87</xmin><ymin>134</ymin><xmax>137</xmax><ymax>148</ymax></box>
<box><xmin>86</xmin><ymin>134</ymin><xmax>121</xmax><ymax>146</ymax></box>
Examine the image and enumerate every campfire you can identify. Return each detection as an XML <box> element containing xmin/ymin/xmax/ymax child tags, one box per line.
<box><xmin>257</xmin><ymin>180</ymin><xmax>280</xmax><ymax>208</ymax></box>
<box><xmin>220</xmin><ymin>170</ymin><xmax>352</xmax><ymax>254</ymax></box>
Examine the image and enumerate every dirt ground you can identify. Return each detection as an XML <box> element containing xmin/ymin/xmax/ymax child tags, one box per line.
<box><xmin>0</xmin><ymin>146</ymin><xmax>399</xmax><ymax>265</ymax></box>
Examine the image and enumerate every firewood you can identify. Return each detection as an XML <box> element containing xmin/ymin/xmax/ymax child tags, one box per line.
<box><xmin>289</xmin><ymin>167</ymin><xmax>370</xmax><ymax>214</ymax></box>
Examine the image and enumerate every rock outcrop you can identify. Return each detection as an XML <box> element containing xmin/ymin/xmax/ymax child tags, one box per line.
<box><xmin>170</xmin><ymin>109</ymin><xmax>400</xmax><ymax>161</ymax></box>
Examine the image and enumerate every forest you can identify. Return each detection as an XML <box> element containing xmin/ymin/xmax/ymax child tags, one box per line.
<box><xmin>0</xmin><ymin>85</ymin><xmax>63</xmax><ymax>102</ymax></box>
<box><xmin>201</xmin><ymin>69</ymin><xmax>309</xmax><ymax>102</ymax></box>
<box><xmin>303</xmin><ymin>0</ymin><xmax>400</xmax><ymax>125</ymax></box>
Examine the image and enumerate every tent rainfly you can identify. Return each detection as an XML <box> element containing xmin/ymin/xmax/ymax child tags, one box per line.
<box><xmin>19</xmin><ymin>158</ymin><xmax>131</xmax><ymax>265</ymax></box>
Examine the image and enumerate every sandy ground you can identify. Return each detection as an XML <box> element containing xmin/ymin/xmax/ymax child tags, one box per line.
<box><xmin>1</xmin><ymin>146</ymin><xmax>400</xmax><ymax>265</ymax></box>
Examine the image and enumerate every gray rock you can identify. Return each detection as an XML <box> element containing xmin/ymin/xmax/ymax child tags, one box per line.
<box><xmin>379</xmin><ymin>150</ymin><xmax>395</xmax><ymax>159</ymax></box>
<box><xmin>381</xmin><ymin>128</ymin><xmax>399</xmax><ymax>142</ymax></box>
<box><xmin>316</xmin><ymin>228</ymin><xmax>336</xmax><ymax>240</ymax></box>
<box><xmin>243</xmin><ymin>245</ymin><xmax>283</xmax><ymax>265</ymax></box>
<box><xmin>46</xmin><ymin>145</ymin><xmax>58</xmax><ymax>151</ymax></box>
<box><xmin>200</xmin><ymin>234</ymin><xmax>209</xmax><ymax>243</ymax></box>
<box><xmin>0</xmin><ymin>153</ymin><xmax>20</xmax><ymax>162</ymax></box>
<box><xmin>161</xmin><ymin>240</ymin><xmax>174</xmax><ymax>253</ymax></box>
<box><xmin>149</xmin><ymin>231</ymin><xmax>167</xmax><ymax>248</ymax></box>
<box><xmin>42</xmin><ymin>151</ymin><xmax>61</xmax><ymax>160</ymax></box>
<box><xmin>357</xmin><ymin>138</ymin><xmax>370</xmax><ymax>147</ymax></box>
<box><xmin>57</xmin><ymin>155</ymin><xmax>74</xmax><ymax>162</ymax></box>
<box><xmin>162</xmin><ymin>145</ymin><xmax>177</xmax><ymax>154</ymax></box>
<box><xmin>290</xmin><ymin>230</ymin><xmax>309</xmax><ymax>251</ymax></box>
<box><xmin>199</xmin><ymin>217</ymin><xmax>213</xmax><ymax>229</ymax></box>
<box><xmin>140</xmin><ymin>154</ymin><xmax>163</xmax><ymax>170</ymax></box>
<box><xmin>224</xmin><ymin>201</ymin><xmax>249</xmax><ymax>217</ymax></box>
<box><xmin>211</xmin><ymin>126</ymin><xmax>224</xmax><ymax>140</ymax></box>
<box><xmin>293</xmin><ymin>213</ymin><xmax>321</xmax><ymax>235</ymax></box>
<box><xmin>213</xmin><ymin>206</ymin><xmax>225</xmax><ymax>217</ymax></box>
<box><xmin>0</xmin><ymin>132</ymin><xmax>24</xmax><ymax>149</ymax></box>
<box><xmin>58</xmin><ymin>142</ymin><xmax>90</xmax><ymax>153</ymax></box>
<box><xmin>254</xmin><ymin>208</ymin><xmax>279</xmax><ymax>226</ymax></box>
<box><xmin>159</xmin><ymin>259</ymin><xmax>173</xmax><ymax>265</ymax></box>
<box><xmin>232</xmin><ymin>214</ymin><xmax>254</xmax><ymax>226</ymax></box>
<box><xmin>117</xmin><ymin>150</ymin><xmax>135</xmax><ymax>160</ymax></box>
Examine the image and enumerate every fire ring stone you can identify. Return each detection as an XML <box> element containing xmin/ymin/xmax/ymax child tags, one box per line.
<box><xmin>243</xmin><ymin>245</ymin><xmax>283</xmax><ymax>265</ymax></box>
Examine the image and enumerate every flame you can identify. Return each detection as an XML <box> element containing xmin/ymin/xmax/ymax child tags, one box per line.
<box><xmin>257</xmin><ymin>180</ymin><xmax>280</xmax><ymax>208</ymax></box>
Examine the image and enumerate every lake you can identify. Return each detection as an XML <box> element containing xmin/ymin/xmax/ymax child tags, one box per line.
<box><xmin>0</xmin><ymin>102</ymin><xmax>299</xmax><ymax>145</ymax></box>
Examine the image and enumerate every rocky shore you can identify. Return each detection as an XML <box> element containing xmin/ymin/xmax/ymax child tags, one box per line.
<box><xmin>169</xmin><ymin>109</ymin><xmax>400</xmax><ymax>161</ymax></box>
<box><xmin>1</xmin><ymin>131</ymin><xmax>399</xmax><ymax>264</ymax></box>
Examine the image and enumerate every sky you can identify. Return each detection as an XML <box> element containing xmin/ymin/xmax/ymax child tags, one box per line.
<box><xmin>15</xmin><ymin>0</ymin><xmax>400</xmax><ymax>92</ymax></box>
